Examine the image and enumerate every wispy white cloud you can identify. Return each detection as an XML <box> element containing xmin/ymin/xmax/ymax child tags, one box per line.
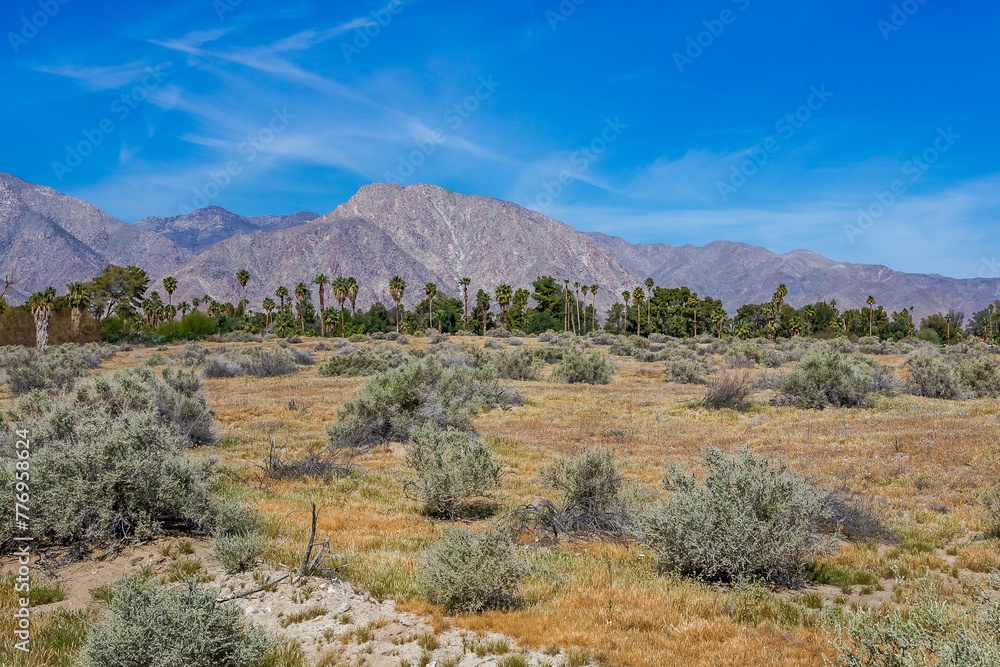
<box><xmin>34</xmin><ymin>61</ymin><xmax>159</xmax><ymax>90</ymax></box>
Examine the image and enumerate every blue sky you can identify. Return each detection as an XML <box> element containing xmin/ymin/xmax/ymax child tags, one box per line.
<box><xmin>3</xmin><ymin>0</ymin><xmax>999</xmax><ymax>279</ymax></box>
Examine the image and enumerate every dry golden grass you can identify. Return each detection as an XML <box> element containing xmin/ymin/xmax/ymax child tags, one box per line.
<box><xmin>5</xmin><ymin>335</ymin><xmax>999</xmax><ymax>666</ymax></box>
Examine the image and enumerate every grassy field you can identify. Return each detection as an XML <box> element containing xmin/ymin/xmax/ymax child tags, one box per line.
<box><xmin>3</xmin><ymin>334</ymin><xmax>999</xmax><ymax>666</ymax></box>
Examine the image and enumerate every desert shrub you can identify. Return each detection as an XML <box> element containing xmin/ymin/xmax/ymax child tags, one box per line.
<box><xmin>541</xmin><ymin>447</ymin><xmax>624</xmax><ymax>518</ymax></box>
<box><xmin>1</xmin><ymin>409</ymin><xmax>219</xmax><ymax>547</ymax></box>
<box><xmin>317</xmin><ymin>345</ymin><xmax>409</xmax><ymax>377</ymax></box>
<box><xmin>759</xmin><ymin>348</ymin><xmax>783</xmax><ymax>368</ymax></box>
<box><xmin>725</xmin><ymin>353</ymin><xmax>754</xmax><ymax>369</ymax></box>
<box><xmin>213</xmin><ymin>531</ymin><xmax>264</xmax><ymax>573</ymax></box>
<box><xmin>551</xmin><ymin>350</ymin><xmax>615</xmax><ymax>384</ymax></box>
<box><xmin>396</xmin><ymin>335</ymin><xmax>410</xmax><ymax>345</ymax></box>
<box><xmin>235</xmin><ymin>347</ymin><xmax>298</xmax><ymax>377</ymax></box>
<box><xmin>702</xmin><ymin>371</ymin><xmax>753</xmax><ymax>409</ymax></box>
<box><xmin>828</xmin><ymin>576</ymin><xmax>1000</xmax><ymax>666</ymax></box>
<box><xmin>173</xmin><ymin>342</ymin><xmax>209</xmax><ymax>366</ymax></box>
<box><xmin>856</xmin><ymin>336</ymin><xmax>899</xmax><ymax>355</ymax></box>
<box><xmin>80</xmin><ymin>577</ymin><xmax>271</xmax><ymax>667</ymax></box>
<box><xmin>420</xmin><ymin>527</ymin><xmax>528</xmax><ymax>614</ymax></box>
<box><xmin>779</xmin><ymin>347</ymin><xmax>895</xmax><ymax>408</ymax></box>
<box><xmin>781</xmin><ymin>347</ymin><xmax>808</xmax><ymax>363</ymax></box>
<box><xmin>326</xmin><ymin>357</ymin><xmax>521</xmax><ymax>449</ymax></box>
<box><xmin>0</xmin><ymin>346</ymin><xmax>93</xmax><ymax>395</ymax></box>
<box><xmin>726</xmin><ymin>341</ymin><xmax>763</xmax><ymax>363</ymax></box>
<box><xmin>313</xmin><ymin>341</ymin><xmax>332</xmax><ymax>351</ymax></box>
<box><xmin>823</xmin><ymin>488</ymin><xmax>893</xmax><ymax>544</ymax></box>
<box><xmin>633</xmin><ymin>448</ymin><xmax>831</xmax><ymax>585</ymax></box>
<box><xmin>649</xmin><ymin>333</ymin><xmax>670</xmax><ymax>344</ymax></box>
<box><xmin>489</xmin><ymin>348</ymin><xmax>541</xmax><ymax>381</ymax></box>
<box><xmin>508</xmin><ymin>337</ymin><xmax>524</xmax><ymax>346</ymax></box>
<box><xmin>145</xmin><ymin>353</ymin><xmax>167</xmax><ymax>366</ymax></box>
<box><xmin>665</xmin><ymin>358</ymin><xmax>705</xmax><ymax>384</ymax></box>
<box><xmin>586</xmin><ymin>330</ymin><xmax>617</xmax><ymax>345</ymax></box>
<box><xmin>537</xmin><ymin>330</ymin><xmax>556</xmax><ymax>342</ymax></box>
<box><xmin>402</xmin><ymin>425</ymin><xmax>502</xmax><ymax>517</ymax></box>
<box><xmin>825</xmin><ymin>337</ymin><xmax>856</xmax><ymax>354</ymax></box>
<box><xmin>485</xmin><ymin>328</ymin><xmax>512</xmax><ymax>339</ymax></box>
<box><xmin>484</xmin><ymin>338</ymin><xmax>504</xmax><ymax>349</ymax></box>
<box><xmin>201</xmin><ymin>356</ymin><xmax>245</xmax><ymax>378</ymax></box>
<box><xmin>223</xmin><ymin>330</ymin><xmax>256</xmax><ymax>343</ymax></box>
<box><xmin>287</xmin><ymin>335</ymin><xmax>304</xmax><ymax>343</ymax></box>
<box><xmin>907</xmin><ymin>354</ymin><xmax>960</xmax><ymax>398</ymax></box>
<box><xmin>906</xmin><ymin>352</ymin><xmax>1000</xmax><ymax>399</ymax></box>
<box><xmin>289</xmin><ymin>347</ymin><xmax>315</xmax><ymax>365</ymax></box>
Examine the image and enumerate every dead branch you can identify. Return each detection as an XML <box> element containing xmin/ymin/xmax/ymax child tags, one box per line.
<box><xmin>299</xmin><ymin>502</ymin><xmax>318</xmax><ymax>577</ymax></box>
<box><xmin>0</xmin><ymin>264</ymin><xmax>16</xmax><ymax>301</ymax></box>
<box><xmin>215</xmin><ymin>573</ymin><xmax>290</xmax><ymax>603</ymax></box>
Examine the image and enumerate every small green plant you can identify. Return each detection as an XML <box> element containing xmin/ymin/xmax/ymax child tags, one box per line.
<box><xmin>702</xmin><ymin>371</ymin><xmax>752</xmax><ymax>409</ymax></box>
<box><xmin>402</xmin><ymin>425</ymin><xmax>502</xmax><ymax>517</ymax></box>
<box><xmin>421</xmin><ymin>527</ymin><xmax>528</xmax><ymax>614</ymax></box>
<box><xmin>780</xmin><ymin>346</ymin><xmax>895</xmax><ymax>408</ymax></box>
<box><xmin>355</xmin><ymin>623</ymin><xmax>376</xmax><ymax>643</ymax></box>
<box><xmin>416</xmin><ymin>633</ymin><xmax>440</xmax><ymax>651</ymax></box>
<box><xmin>498</xmin><ymin>654</ymin><xmax>528</xmax><ymax>667</ymax></box>
<box><xmin>633</xmin><ymin>448</ymin><xmax>831</xmax><ymax>585</ymax></box>
<box><xmin>279</xmin><ymin>605</ymin><xmax>327</xmax><ymax>628</ymax></box>
<box><xmin>664</xmin><ymin>358</ymin><xmax>705</xmax><ymax>384</ymax></box>
<box><xmin>551</xmin><ymin>349</ymin><xmax>616</xmax><ymax>384</ymax></box>
<box><xmin>79</xmin><ymin>577</ymin><xmax>271</xmax><ymax>666</ymax></box>
<box><xmin>213</xmin><ymin>531</ymin><xmax>264</xmax><ymax>573</ymax></box>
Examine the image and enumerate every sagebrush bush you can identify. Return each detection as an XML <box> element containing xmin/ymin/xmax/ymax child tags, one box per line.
<box><xmin>80</xmin><ymin>577</ymin><xmax>271</xmax><ymax>667</ymax></box>
<box><xmin>725</xmin><ymin>353</ymin><xmax>754</xmax><ymax>369</ymax></box>
<box><xmin>327</xmin><ymin>357</ymin><xmax>521</xmax><ymax>449</ymax></box>
<box><xmin>906</xmin><ymin>352</ymin><xmax>1000</xmax><ymax>399</ymax></box>
<box><xmin>173</xmin><ymin>342</ymin><xmax>209</xmax><ymax>367</ymax></box>
<box><xmin>725</xmin><ymin>342</ymin><xmax>763</xmax><ymax>364</ymax></box>
<box><xmin>906</xmin><ymin>353</ymin><xmax>960</xmax><ymax>398</ymax></box>
<box><xmin>317</xmin><ymin>345</ymin><xmax>409</xmax><ymax>377</ymax></box>
<box><xmin>420</xmin><ymin>527</ymin><xmax>528</xmax><ymax>614</ymax></box>
<box><xmin>0</xmin><ymin>346</ymin><xmax>93</xmax><ymax>395</ymax></box>
<box><xmin>402</xmin><ymin>425</ymin><xmax>502</xmax><ymax>517</ymax></box>
<box><xmin>702</xmin><ymin>371</ymin><xmax>752</xmax><ymax>409</ymax></box>
<box><xmin>201</xmin><ymin>355</ymin><xmax>245</xmax><ymax>378</ymax></box>
<box><xmin>759</xmin><ymin>348</ymin><xmax>783</xmax><ymax>368</ymax></box>
<box><xmin>213</xmin><ymin>531</ymin><xmax>264</xmax><ymax>573</ymax></box>
<box><xmin>551</xmin><ymin>350</ymin><xmax>615</xmax><ymax>384</ymax></box>
<box><xmin>665</xmin><ymin>358</ymin><xmax>705</xmax><ymax>384</ymax></box>
<box><xmin>223</xmin><ymin>330</ymin><xmax>256</xmax><ymax>343</ymax></box>
<box><xmin>633</xmin><ymin>448</ymin><xmax>831</xmax><ymax>585</ymax></box>
<box><xmin>541</xmin><ymin>447</ymin><xmax>625</xmax><ymax>519</ymax></box>
<box><xmin>828</xmin><ymin>576</ymin><xmax>1000</xmax><ymax>666</ymax></box>
<box><xmin>484</xmin><ymin>338</ymin><xmax>504</xmax><ymax>349</ymax></box>
<box><xmin>234</xmin><ymin>347</ymin><xmax>298</xmax><ymax>377</ymax></box>
<box><xmin>488</xmin><ymin>348</ymin><xmax>541</xmax><ymax>381</ymax></box>
<box><xmin>779</xmin><ymin>347</ymin><xmax>895</xmax><ymax>408</ymax></box>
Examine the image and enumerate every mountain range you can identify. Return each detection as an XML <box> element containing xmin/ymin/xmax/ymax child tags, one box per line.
<box><xmin>1</xmin><ymin>171</ymin><xmax>998</xmax><ymax>320</ymax></box>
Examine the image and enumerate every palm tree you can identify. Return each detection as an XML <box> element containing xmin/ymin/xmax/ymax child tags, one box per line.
<box><xmin>332</xmin><ymin>277</ymin><xmax>348</xmax><ymax>334</ymax></box>
<box><xmin>573</xmin><ymin>281</ymin><xmax>583</xmax><ymax>333</ymax></box>
<box><xmin>262</xmin><ymin>298</ymin><xmax>275</xmax><ymax>326</ymax></box>
<box><xmin>477</xmin><ymin>289</ymin><xmax>491</xmax><ymax>334</ymax></box>
<box><xmin>688</xmin><ymin>295</ymin><xmax>699</xmax><ymax>337</ymax></box>
<box><xmin>424</xmin><ymin>282</ymin><xmax>437</xmax><ymax>329</ymax></box>
<box><xmin>236</xmin><ymin>270</ymin><xmax>250</xmax><ymax>313</ymax></box>
<box><xmin>712</xmin><ymin>305</ymin><xmax>727</xmax><ymax>338</ymax></box>
<box><xmin>774</xmin><ymin>283</ymin><xmax>788</xmax><ymax>311</ymax></box>
<box><xmin>322</xmin><ymin>307</ymin><xmax>339</xmax><ymax>337</ymax></box>
<box><xmin>29</xmin><ymin>287</ymin><xmax>55</xmax><ymax>349</ymax></box>
<box><xmin>866</xmin><ymin>295</ymin><xmax>876</xmax><ymax>337</ymax></box>
<box><xmin>734</xmin><ymin>319</ymin><xmax>751</xmax><ymax>339</ymax></box>
<box><xmin>313</xmin><ymin>274</ymin><xmax>329</xmax><ymax>336</ymax></box>
<box><xmin>389</xmin><ymin>275</ymin><xmax>406</xmax><ymax>333</ymax></box>
<box><xmin>162</xmin><ymin>276</ymin><xmax>178</xmax><ymax>313</ymax></box>
<box><xmin>590</xmin><ymin>285</ymin><xmax>599</xmax><ymax>331</ymax></box>
<box><xmin>66</xmin><ymin>281</ymin><xmax>88</xmax><ymax>334</ymax></box>
<box><xmin>622</xmin><ymin>290</ymin><xmax>631</xmax><ymax>332</ymax></box>
<box><xmin>633</xmin><ymin>286</ymin><xmax>645</xmax><ymax>336</ymax></box>
<box><xmin>294</xmin><ymin>282</ymin><xmax>309</xmax><ymax>330</ymax></box>
<box><xmin>802</xmin><ymin>304</ymin><xmax>815</xmax><ymax>335</ymax></box>
<box><xmin>192</xmin><ymin>297</ymin><xmax>201</xmax><ymax>312</ymax></box>
<box><xmin>276</xmin><ymin>285</ymin><xmax>289</xmax><ymax>312</ymax></box>
<box><xmin>563</xmin><ymin>279</ymin><xmax>571</xmax><ymax>331</ymax></box>
<box><xmin>644</xmin><ymin>278</ymin><xmax>654</xmax><ymax>335</ymax></box>
<box><xmin>346</xmin><ymin>277</ymin><xmax>359</xmax><ymax>317</ymax></box>
<box><xmin>766</xmin><ymin>300</ymin><xmax>778</xmax><ymax>340</ymax></box>
<box><xmin>989</xmin><ymin>304</ymin><xmax>996</xmax><ymax>340</ymax></box>
<box><xmin>495</xmin><ymin>284</ymin><xmax>513</xmax><ymax>330</ymax></box>
<box><xmin>178</xmin><ymin>302</ymin><xmax>190</xmax><ymax>319</ymax></box>
<box><xmin>459</xmin><ymin>277</ymin><xmax>471</xmax><ymax>326</ymax></box>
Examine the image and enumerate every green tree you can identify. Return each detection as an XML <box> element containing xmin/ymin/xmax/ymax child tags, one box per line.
<box><xmin>633</xmin><ymin>286</ymin><xmax>645</xmax><ymax>336</ymax></box>
<box><xmin>332</xmin><ymin>276</ymin><xmax>348</xmax><ymax>333</ymax></box>
<box><xmin>346</xmin><ymin>276</ymin><xmax>359</xmax><ymax>316</ymax></box>
<box><xmin>28</xmin><ymin>287</ymin><xmax>55</xmax><ymax>349</ymax></box>
<box><xmin>459</xmin><ymin>277</ymin><xmax>472</xmax><ymax>326</ymax></box>
<box><xmin>495</xmin><ymin>284</ymin><xmax>513</xmax><ymax>331</ymax></box>
<box><xmin>262</xmin><ymin>297</ymin><xmax>276</xmax><ymax>327</ymax></box>
<box><xmin>275</xmin><ymin>285</ymin><xmax>289</xmax><ymax>312</ymax></box>
<box><xmin>236</xmin><ymin>270</ymin><xmax>250</xmax><ymax>313</ymax></box>
<box><xmin>389</xmin><ymin>275</ymin><xmax>406</xmax><ymax>333</ymax></box>
<box><xmin>313</xmin><ymin>273</ymin><xmax>329</xmax><ymax>336</ymax></box>
<box><xmin>476</xmin><ymin>289</ymin><xmax>492</xmax><ymax>334</ymax></box>
<box><xmin>424</xmin><ymin>282</ymin><xmax>437</xmax><ymax>329</ymax></box>
<box><xmin>866</xmin><ymin>295</ymin><xmax>876</xmax><ymax>337</ymax></box>
<box><xmin>67</xmin><ymin>281</ymin><xmax>89</xmax><ymax>334</ymax></box>
<box><xmin>294</xmin><ymin>282</ymin><xmax>310</xmax><ymax>331</ymax></box>
<box><xmin>162</xmin><ymin>276</ymin><xmax>178</xmax><ymax>313</ymax></box>
<box><xmin>88</xmin><ymin>264</ymin><xmax>150</xmax><ymax>321</ymax></box>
